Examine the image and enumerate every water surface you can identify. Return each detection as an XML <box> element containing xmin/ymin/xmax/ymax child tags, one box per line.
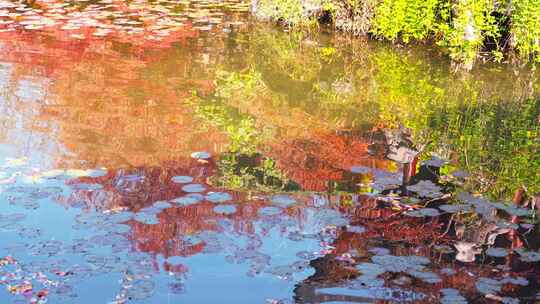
<box><xmin>0</xmin><ymin>1</ymin><xmax>539</xmax><ymax>303</ymax></box>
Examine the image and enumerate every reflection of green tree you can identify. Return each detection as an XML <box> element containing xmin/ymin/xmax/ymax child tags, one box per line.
<box><xmin>211</xmin><ymin>153</ymin><xmax>300</xmax><ymax>191</ymax></box>
<box><xmin>364</xmin><ymin>47</ymin><xmax>540</xmax><ymax>199</ymax></box>
<box><xmin>209</xmin><ymin>27</ymin><xmax>540</xmax><ymax>199</ymax></box>
<box><xmin>221</xmin><ymin>26</ymin><xmax>380</xmax><ymax>129</ymax></box>
<box><xmin>437</xmin><ymin>100</ymin><xmax>540</xmax><ymax>198</ymax></box>
<box><xmin>188</xmin><ymin>95</ymin><xmax>297</xmax><ymax>191</ymax></box>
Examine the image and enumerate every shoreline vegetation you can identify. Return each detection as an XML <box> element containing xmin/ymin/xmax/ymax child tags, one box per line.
<box><xmin>251</xmin><ymin>0</ymin><xmax>540</xmax><ymax>69</ymax></box>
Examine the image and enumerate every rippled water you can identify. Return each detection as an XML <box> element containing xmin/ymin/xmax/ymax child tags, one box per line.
<box><xmin>0</xmin><ymin>0</ymin><xmax>539</xmax><ymax>303</ymax></box>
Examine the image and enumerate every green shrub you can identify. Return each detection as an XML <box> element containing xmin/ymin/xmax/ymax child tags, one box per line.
<box><xmin>436</xmin><ymin>0</ymin><xmax>502</xmax><ymax>67</ymax></box>
<box><xmin>255</xmin><ymin>0</ymin><xmax>539</xmax><ymax>66</ymax></box>
<box><xmin>511</xmin><ymin>0</ymin><xmax>540</xmax><ymax>62</ymax></box>
<box><xmin>255</xmin><ymin>0</ymin><xmax>335</xmax><ymax>26</ymax></box>
<box><xmin>372</xmin><ymin>0</ymin><xmax>440</xmax><ymax>43</ymax></box>
<box><xmin>256</xmin><ymin>0</ymin><xmax>305</xmax><ymax>25</ymax></box>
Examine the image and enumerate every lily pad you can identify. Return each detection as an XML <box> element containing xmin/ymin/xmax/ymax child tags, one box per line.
<box><xmin>190</xmin><ymin>151</ymin><xmax>211</xmax><ymax>159</ymax></box>
<box><xmin>441</xmin><ymin>288</ymin><xmax>467</xmax><ymax>304</ymax></box>
<box><xmin>409</xmin><ymin>270</ymin><xmax>441</xmax><ymax>283</ymax></box>
<box><xmin>438</xmin><ymin>204</ymin><xmax>471</xmax><ymax>213</ymax></box>
<box><xmin>213</xmin><ymin>204</ymin><xmax>236</xmax><ymax>215</ymax></box>
<box><xmin>153</xmin><ymin>201</ymin><xmax>172</xmax><ymax>209</ymax></box>
<box><xmin>205</xmin><ymin>191</ymin><xmax>232</xmax><ymax>203</ymax></box>
<box><xmin>423</xmin><ymin>155</ymin><xmax>448</xmax><ymax>167</ymax></box>
<box><xmin>350</xmin><ymin>166</ymin><xmax>370</xmax><ymax>174</ymax></box>
<box><xmin>171</xmin><ymin>176</ymin><xmax>193</xmax><ymax>183</ymax></box>
<box><xmin>486</xmin><ymin>247</ymin><xmax>509</xmax><ymax>258</ymax></box>
<box><xmin>182</xmin><ymin>183</ymin><xmax>206</xmax><ymax>193</ymax></box>
<box><xmin>350</xmin><ymin>275</ymin><xmax>385</xmax><ymax>288</ymax></box>
<box><xmin>271</xmin><ymin>194</ymin><xmax>296</xmax><ymax>207</ymax></box>
<box><xmin>406</xmin><ymin>208</ymin><xmax>440</xmax><ymax>217</ymax></box>
<box><xmin>347</xmin><ymin>225</ymin><xmax>365</xmax><ymax>234</ymax></box>
<box><xmin>356</xmin><ymin>262</ymin><xmax>386</xmax><ymax>277</ymax></box>
<box><xmin>133</xmin><ymin>213</ymin><xmax>159</xmax><ymax>225</ymax></box>
<box><xmin>171</xmin><ymin>196</ymin><xmax>200</xmax><ymax>206</ymax></box>
<box><xmin>475</xmin><ymin>277</ymin><xmax>502</xmax><ymax>295</ymax></box>
<box><xmin>258</xmin><ymin>207</ymin><xmax>282</xmax><ymax>216</ymax></box>
<box><xmin>501</xmin><ymin>276</ymin><xmax>528</xmax><ymax>286</ymax></box>
<box><xmin>371</xmin><ymin>176</ymin><xmax>401</xmax><ymax>192</ymax></box>
<box><xmin>406</xmin><ymin>180</ymin><xmax>443</xmax><ymax>198</ymax></box>
<box><xmin>517</xmin><ymin>250</ymin><xmax>540</xmax><ymax>262</ymax></box>
<box><xmin>371</xmin><ymin>255</ymin><xmax>429</xmax><ymax>273</ymax></box>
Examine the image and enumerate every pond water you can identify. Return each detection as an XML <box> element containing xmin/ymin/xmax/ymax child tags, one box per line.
<box><xmin>0</xmin><ymin>0</ymin><xmax>539</xmax><ymax>303</ymax></box>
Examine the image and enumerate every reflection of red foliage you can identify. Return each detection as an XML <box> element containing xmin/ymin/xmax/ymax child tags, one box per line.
<box><xmin>0</xmin><ymin>0</ymin><xmax>201</xmax><ymax>48</ymax></box>
<box><xmin>67</xmin><ymin>162</ymin><xmax>310</xmax><ymax>261</ymax></box>
<box><xmin>298</xmin><ymin>197</ymin><xmax>540</xmax><ymax>303</ymax></box>
<box><xmin>163</xmin><ymin>262</ymin><xmax>189</xmax><ymax>274</ymax></box>
<box><xmin>0</xmin><ymin>33</ymin><xmax>230</xmax><ymax>169</ymax></box>
<box><xmin>268</xmin><ymin>133</ymin><xmax>389</xmax><ymax>191</ymax></box>
<box><xmin>0</xmin><ymin>32</ymin><xmax>93</xmax><ymax>77</ymax></box>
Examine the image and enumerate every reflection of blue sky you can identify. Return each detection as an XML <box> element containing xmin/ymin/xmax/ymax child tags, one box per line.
<box><xmin>0</xmin><ymin>155</ymin><xmax>330</xmax><ymax>303</ymax></box>
<box><xmin>0</xmin><ymin>61</ymin><xmax>68</xmax><ymax>170</ymax></box>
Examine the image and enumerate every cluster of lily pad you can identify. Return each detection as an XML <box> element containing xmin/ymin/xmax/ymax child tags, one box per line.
<box><xmin>0</xmin><ymin>147</ymin><xmax>539</xmax><ymax>303</ymax></box>
<box><xmin>350</xmin><ymin>154</ymin><xmax>539</xmax><ymax>264</ymax></box>
<box><xmin>0</xmin><ymin>0</ymin><xmax>249</xmax><ymax>45</ymax></box>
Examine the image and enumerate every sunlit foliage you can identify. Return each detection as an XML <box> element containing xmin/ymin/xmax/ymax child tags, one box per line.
<box><xmin>255</xmin><ymin>0</ymin><xmax>540</xmax><ymax>66</ymax></box>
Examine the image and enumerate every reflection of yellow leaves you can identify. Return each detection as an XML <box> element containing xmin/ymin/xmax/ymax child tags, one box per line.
<box><xmin>4</xmin><ymin>157</ymin><xmax>27</xmax><ymax>167</ymax></box>
<box><xmin>7</xmin><ymin>283</ymin><xmax>32</xmax><ymax>294</ymax></box>
<box><xmin>65</xmin><ymin>169</ymin><xmax>88</xmax><ymax>177</ymax></box>
<box><xmin>22</xmin><ymin>174</ymin><xmax>44</xmax><ymax>184</ymax></box>
<box><xmin>41</xmin><ymin>169</ymin><xmax>66</xmax><ymax>178</ymax></box>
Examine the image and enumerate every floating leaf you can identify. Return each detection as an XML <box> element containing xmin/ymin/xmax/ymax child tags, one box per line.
<box><xmin>356</xmin><ymin>262</ymin><xmax>386</xmax><ymax>277</ymax></box>
<box><xmin>441</xmin><ymin>288</ymin><xmax>467</xmax><ymax>304</ymax></box>
<box><xmin>406</xmin><ymin>181</ymin><xmax>443</xmax><ymax>198</ymax></box>
<box><xmin>133</xmin><ymin>213</ymin><xmax>159</xmax><ymax>225</ymax></box>
<box><xmin>153</xmin><ymin>201</ymin><xmax>172</xmax><ymax>209</ymax></box>
<box><xmin>486</xmin><ymin>247</ymin><xmax>509</xmax><ymax>258</ymax></box>
<box><xmin>258</xmin><ymin>206</ymin><xmax>282</xmax><ymax>216</ymax></box>
<box><xmin>409</xmin><ymin>270</ymin><xmax>441</xmax><ymax>283</ymax></box>
<box><xmin>517</xmin><ymin>250</ymin><xmax>540</xmax><ymax>262</ymax></box>
<box><xmin>475</xmin><ymin>277</ymin><xmax>502</xmax><ymax>295</ymax></box>
<box><xmin>500</xmin><ymin>276</ymin><xmax>528</xmax><ymax>286</ymax></box>
<box><xmin>190</xmin><ymin>151</ymin><xmax>211</xmax><ymax>159</ymax></box>
<box><xmin>423</xmin><ymin>155</ymin><xmax>448</xmax><ymax>167</ymax></box>
<box><xmin>350</xmin><ymin>166</ymin><xmax>370</xmax><ymax>174</ymax></box>
<box><xmin>171</xmin><ymin>176</ymin><xmax>193</xmax><ymax>183</ymax></box>
<box><xmin>406</xmin><ymin>208</ymin><xmax>440</xmax><ymax>217</ymax></box>
<box><xmin>270</xmin><ymin>195</ymin><xmax>296</xmax><ymax>207</ymax></box>
<box><xmin>205</xmin><ymin>191</ymin><xmax>232</xmax><ymax>203</ymax></box>
<box><xmin>440</xmin><ymin>268</ymin><xmax>456</xmax><ymax>276</ymax></box>
<box><xmin>371</xmin><ymin>255</ymin><xmax>429</xmax><ymax>273</ymax></box>
<box><xmin>213</xmin><ymin>204</ymin><xmax>236</xmax><ymax>215</ymax></box>
<box><xmin>182</xmin><ymin>183</ymin><xmax>206</xmax><ymax>193</ymax></box>
<box><xmin>171</xmin><ymin>195</ymin><xmax>201</xmax><ymax>206</ymax></box>
<box><xmin>347</xmin><ymin>225</ymin><xmax>365</xmax><ymax>234</ymax></box>
<box><xmin>439</xmin><ymin>204</ymin><xmax>471</xmax><ymax>213</ymax></box>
